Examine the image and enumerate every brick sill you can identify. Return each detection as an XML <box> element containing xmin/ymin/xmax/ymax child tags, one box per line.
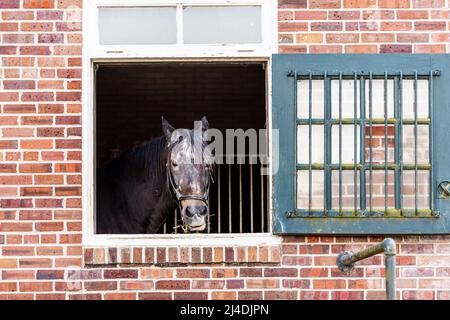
<box><xmin>84</xmin><ymin>244</ymin><xmax>282</xmax><ymax>267</ymax></box>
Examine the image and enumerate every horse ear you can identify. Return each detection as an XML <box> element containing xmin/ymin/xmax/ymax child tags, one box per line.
<box><xmin>201</xmin><ymin>116</ymin><xmax>209</xmax><ymax>132</ymax></box>
<box><xmin>161</xmin><ymin>116</ymin><xmax>175</xmax><ymax>140</ymax></box>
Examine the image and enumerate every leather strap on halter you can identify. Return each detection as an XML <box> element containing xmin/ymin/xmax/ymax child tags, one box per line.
<box><xmin>167</xmin><ymin>164</ymin><xmax>211</xmax><ymax>206</ymax></box>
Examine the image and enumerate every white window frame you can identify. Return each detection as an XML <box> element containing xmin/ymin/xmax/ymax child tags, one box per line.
<box><xmin>82</xmin><ymin>0</ymin><xmax>281</xmax><ymax>246</ymax></box>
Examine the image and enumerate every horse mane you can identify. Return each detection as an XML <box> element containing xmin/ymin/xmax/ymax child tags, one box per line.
<box><xmin>99</xmin><ymin>135</ymin><xmax>168</xmax><ymax>181</ymax></box>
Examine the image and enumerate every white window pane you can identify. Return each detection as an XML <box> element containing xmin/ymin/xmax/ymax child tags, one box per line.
<box><xmin>331</xmin><ymin>125</ymin><xmax>360</xmax><ymax>163</ymax></box>
<box><xmin>183</xmin><ymin>6</ymin><xmax>261</xmax><ymax>44</ymax></box>
<box><xmin>365</xmin><ymin>171</ymin><xmax>395</xmax><ymax>209</ymax></box>
<box><xmin>99</xmin><ymin>7</ymin><xmax>177</xmax><ymax>45</ymax></box>
<box><xmin>297</xmin><ymin>80</ymin><xmax>324</xmax><ymax>118</ymax></box>
<box><xmin>297</xmin><ymin>125</ymin><xmax>324</xmax><ymax>164</ymax></box>
<box><xmin>365</xmin><ymin>79</ymin><xmax>394</xmax><ymax>119</ymax></box>
<box><xmin>402</xmin><ymin>125</ymin><xmax>429</xmax><ymax>163</ymax></box>
<box><xmin>402</xmin><ymin>79</ymin><xmax>429</xmax><ymax>118</ymax></box>
<box><xmin>331</xmin><ymin>79</ymin><xmax>360</xmax><ymax>119</ymax></box>
<box><xmin>297</xmin><ymin>171</ymin><xmax>324</xmax><ymax>209</ymax></box>
<box><xmin>332</xmin><ymin>170</ymin><xmax>360</xmax><ymax>210</ymax></box>
<box><xmin>402</xmin><ymin>170</ymin><xmax>430</xmax><ymax>209</ymax></box>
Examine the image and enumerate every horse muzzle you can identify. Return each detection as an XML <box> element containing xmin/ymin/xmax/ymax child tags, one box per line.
<box><xmin>180</xmin><ymin>202</ymin><xmax>208</xmax><ymax>232</ymax></box>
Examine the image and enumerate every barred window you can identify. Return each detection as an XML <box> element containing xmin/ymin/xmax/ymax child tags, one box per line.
<box><xmin>272</xmin><ymin>54</ymin><xmax>450</xmax><ymax>234</ymax></box>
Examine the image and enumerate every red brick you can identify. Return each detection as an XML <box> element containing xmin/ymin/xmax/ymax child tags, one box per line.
<box><xmin>120</xmin><ymin>281</ymin><xmax>154</xmax><ymax>291</ymax></box>
<box><xmin>0</xmin><ymin>0</ymin><xmax>20</xmax><ymax>8</ymax></box>
<box><xmin>397</xmin><ymin>33</ymin><xmax>429</xmax><ymax>43</ymax></box>
<box><xmin>278</xmin><ymin>0</ymin><xmax>307</xmax><ymax>8</ymax></box>
<box><xmin>264</xmin><ymin>290</ymin><xmax>298</xmax><ymax>300</ymax></box>
<box><xmin>412</xmin><ymin>0</ymin><xmax>444</xmax><ymax>8</ymax></box>
<box><xmin>139</xmin><ymin>292</ymin><xmax>172</xmax><ymax>300</ymax></box>
<box><xmin>20</xmin><ymin>46</ymin><xmax>51</xmax><ymax>55</ymax></box>
<box><xmin>156</xmin><ymin>280</ymin><xmax>189</xmax><ymax>290</ymax></box>
<box><xmin>311</xmin><ymin>22</ymin><xmax>342</xmax><ymax>32</ymax></box>
<box><xmin>379</xmin><ymin>0</ymin><xmax>410</xmax><ymax>8</ymax></box>
<box><xmin>309</xmin><ymin>0</ymin><xmax>341</xmax><ymax>9</ymax></box>
<box><xmin>20</xmin><ymin>140</ymin><xmax>53</xmax><ymax>149</ymax></box>
<box><xmin>23</xmin><ymin>0</ymin><xmax>55</xmax><ymax>8</ymax></box>
<box><xmin>329</xmin><ymin>10</ymin><xmax>361</xmax><ymax>20</ymax></box>
<box><xmin>174</xmin><ymin>292</ymin><xmax>208</xmax><ymax>300</ymax></box>
<box><xmin>104</xmin><ymin>293</ymin><xmax>136</xmax><ymax>300</ymax></box>
<box><xmin>104</xmin><ymin>269</ymin><xmax>138</xmax><ymax>279</ymax></box>
<box><xmin>21</xmin><ymin>187</ymin><xmax>52</xmax><ymax>197</ymax></box>
<box><xmin>380</xmin><ymin>44</ymin><xmax>412</xmax><ymax>53</ymax></box>
<box><xmin>84</xmin><ymin>281</ymin><xmax>117</xmax><ymax>291</ymax></box>
<box><xmin>397</xmin><ymin>10</ymin><xmax>428</xmax><ymax>19</ymax></box>
<box><xmin>344</xmin><ymin>0</ymin><xmax>376</xmax><ymax>7</ymax></box>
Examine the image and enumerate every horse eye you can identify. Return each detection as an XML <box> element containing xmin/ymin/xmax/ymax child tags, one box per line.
<box><xmin>171</xmin><ymin>161</ymin><xmax>178</xmax><ymax>167</ymax></box>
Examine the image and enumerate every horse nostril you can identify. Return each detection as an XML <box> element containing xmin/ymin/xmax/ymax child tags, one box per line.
<box><xmin>185</xmin><ymin>206</ymin><xmax>196</xmax><ymax>217</ymax></box>
<box><xmin>199</xmin><ymin>206</ymin><xmax>208</xmax><ymax>216</ymax></box>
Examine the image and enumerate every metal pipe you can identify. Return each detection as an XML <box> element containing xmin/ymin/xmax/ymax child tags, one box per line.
<box><xmin>336</xmin><ymin>238</ymin><xmax>397</xmax><ymax>300</ymax></box>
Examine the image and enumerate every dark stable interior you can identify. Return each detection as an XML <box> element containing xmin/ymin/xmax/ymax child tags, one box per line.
<box><xmin>95</xmin><ymin>62</ymin><xmax>268</xmax><ymax>234</ymax></box>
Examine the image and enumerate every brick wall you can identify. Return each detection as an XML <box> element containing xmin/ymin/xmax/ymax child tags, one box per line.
<box><xmin>279</xmin><ymin>0</ymin><xmax>450</xmax><ymax>53</ymax></box>
<box><xmin>0</xmin><ymin>0</ymin><xmax>450</xmax><ymax>300</ymax></box>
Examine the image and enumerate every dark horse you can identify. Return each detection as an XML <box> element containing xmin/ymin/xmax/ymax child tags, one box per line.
<box><xmin>96</xmin><ymin>117</ymin><xmax>213</xmax><ymax>234</ymax></box>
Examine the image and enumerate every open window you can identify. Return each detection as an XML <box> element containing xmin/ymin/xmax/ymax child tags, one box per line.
<box><xmin>82</xmin><ymin>0</ymin><xmax>276</xmax><ymax>243</ymax></box>
<box><xmin>94</xmin><ymin>62</ymin><xmax>269</xmax><ymax>234</ymax></box>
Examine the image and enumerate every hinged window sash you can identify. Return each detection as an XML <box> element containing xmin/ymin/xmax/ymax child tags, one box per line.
<box><xmin>272</xmin><ymin>54</ymin><xmax>450</xmax><ymax>235</ymax></box>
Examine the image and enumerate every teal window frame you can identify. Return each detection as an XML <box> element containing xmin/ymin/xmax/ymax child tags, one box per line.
<box><xmin>272</xmin><ymin>54</ymin><xmax>450</xmax><ymax>235</ymax></box>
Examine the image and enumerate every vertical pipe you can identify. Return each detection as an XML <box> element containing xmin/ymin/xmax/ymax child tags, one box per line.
<box><xmin>239</xmin><ymin>163</ymin><xmax>243</xmax><ymax>233</ymax></box>
<box><xmin>360</xmin><ymin>75</ymin><xmax>366</xmax><ymax>213</ymax></box>
<box><xmin>250</xmin><ymin>164</ymin><xmax>254</xmax><ymax>233</ymax></box>
<box><xmin>385</xmin><ymin>254</ymin><xmax>397</xmax><ymax>300</ymax></box>
<box><xmin>217</xmin><ymin>164</ymin><xmax>221</xmax><ymax>233</ymax></box>
<box><xmin>414</xmin><ymin>72</ymin><xmax>418</xmax><ymax>214</ymax></box>
<box><xmin>429</xmin><ymin>71</ymin><xmax>434</xmax><ymax>212</ymax></box>
<box><xmin>228</xmin><ymin>163</ymin><xmax>232</xmax><ymax>233</ymax></box>
<box><xmin>369</xmin><ymin>72</ymin><xmax>373</xmax><ymax>214</ymax></box>
<box><xmin>308</xmin><ymin>72</ymin><xmax>313</xmax><ymax>213</ymax></box>
<box><xmin>339</xmin><ymin>72</ymin><xmax>343</xmax><ymax>214</ymax></box>
<box><xmin>394</xmin><ymin>76</ymin><xmax>401</xmax><ymax>210</ymax></box>
<box><xmin>384</xmin><ymin>72</ymin><xmax>389</xmax><ymax>213</ymax></box>
<box><xmin>353</xmin><ymin>72</ymin><xmax>358</xmax><ymax>214</ymax></box>
<box><xmin>163</xmin><ymin>223</ymin><xmax>167</xmax><ymax>234</ymax></box>
<box><xmin>399</xmin><ymin>73</ymin><xmax>404</xmax><ymax>212</ymax></box>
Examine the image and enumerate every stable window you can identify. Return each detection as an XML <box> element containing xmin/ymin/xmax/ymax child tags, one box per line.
<box><xmin>272</xmin><ymin>54</ymin><xmax>450</xmax><ymax>235</ymax></box>
<box><xmin>82</xmin><ymin>0</ymin><xmax>276</xmax><ymax>244</ymax></box>
<box><xmin>94</xmin><ymin>62</ymin><xmax>269</xmax><ymax>235</ymax></box>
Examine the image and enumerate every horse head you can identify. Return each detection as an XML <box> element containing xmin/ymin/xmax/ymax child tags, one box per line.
<box><xmin>162</xmin><ymin>116</ymin><xmax>213</xmax><ymax>232</ymax></box>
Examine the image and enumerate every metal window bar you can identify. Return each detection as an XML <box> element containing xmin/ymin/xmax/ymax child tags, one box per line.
<box><xmin>158</xmin><ymin>159</ymin><xmax>269</xmax><ymax>234</ymax></box>
<box><xmin>339</xmin><ymin>72</ymin><xmax>343</xmax><ymax>215</ymax></box>
<box><xmin>292</xmin><ymin>71</ymin><xmax>436</xmax><ymax>218</ymax></box>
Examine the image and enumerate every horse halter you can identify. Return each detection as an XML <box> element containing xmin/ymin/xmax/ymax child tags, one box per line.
<box><xmin>166</xmin><ymin>163</ymin><xmax>212</xmax><ymax>206</ymax></box>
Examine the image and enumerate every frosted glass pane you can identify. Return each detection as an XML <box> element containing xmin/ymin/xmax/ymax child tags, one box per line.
<box><xmin>365</xmin><ymin>79</ymin><xmax>394</xmax><ymax>119</ymax></box>
<box><xmin>331</xmin><ymin>125</ymin><xmax>360</xmax><ymax>163</ymax></box>
<box><xmin>402</xmin><ymin>170</ymin><xmax>430</xmax><ymax>209</ymax></box>
<box><xmin>332</xmin><ymin>170</ymin><xmax>360</xmax><ymax>210</ymax></box>
<box><xmin>183</xmin><ymin>6</ymin><xmax>261</xmax><ymax>44</ymax></box>
<box><xmin>331</xmin><ymin>79</ymin><xmax>360</xmax><ymax>118</ymax></box>
<box><xmin>99</xmin><ymin>7</ymin><xmax>176</xmax><ymax>45</ymax></box>
<box><xmin>297</xmin><ymin>80</ymin><xmax>324</xmax><ymax>118</ymax></box>
<box><xmin>297</xmin><ymin>125</ymin><xmax>324</xmax><ymax>164</ymax></box>
<box><xmin>297</xmin><ymin>171</ymin><xmax>324</xmax><ymax>209</ymax></box>
<box><xmin>365</xmin><ymin>171</ymin><xmax>395</xmax><ymax>209</ymax></box>
<box><xmin>402</xmin><ymin>125</ymin><xmax>429</xmax><ymax>163</ymax></box>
